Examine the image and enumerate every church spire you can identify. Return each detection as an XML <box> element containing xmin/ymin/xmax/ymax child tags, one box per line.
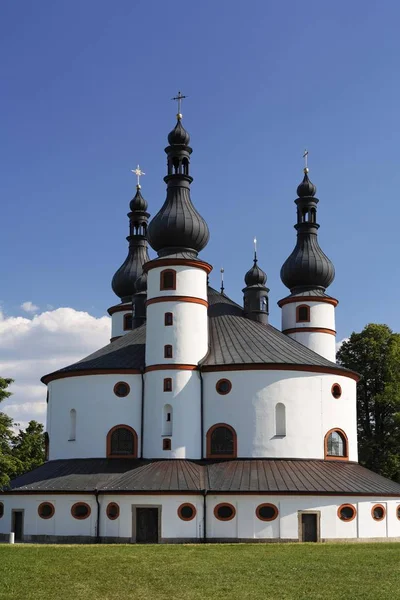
<box><xmin>111</xmin><ymin>167</ymin><xmax>150</xmax><ymax>302</ymax></box>
<box><xmin>243</xmin><ymin>238</ymin><xmax>269</xmax><ymax>325</ymax></box>
<box><xmin>147</xmin><ymin>93</ymin><xmax>209</xmax><ymax>258</ymax></box>
<box><xmin>280</xmin><ymin>157</ymin><xmax>335</xmax><ymax>294</ymax></box>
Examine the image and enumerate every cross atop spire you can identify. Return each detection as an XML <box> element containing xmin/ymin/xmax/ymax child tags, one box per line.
<box><xmin>303</xmin><ymin>149</ymin><xmax>309</xmax><ymax>174</ymax></box>
<box><xmin>131</xmin><ymin>164</ymin><xmax>145</xmax><ymax>189</ymax></box>
<box><xmin>172</xmin><ymin>91</ymin><xmax>187</xmax><ymax>120</ymax></box>
<box><xmin>220</xmin><ymin>267</ymin><xmax>225</xmax><ymax>295</ymax></box>
<box><xmin>254</xmin><ymin>237</ymin><xmax>257</xmax><ymax>262</ymax></box>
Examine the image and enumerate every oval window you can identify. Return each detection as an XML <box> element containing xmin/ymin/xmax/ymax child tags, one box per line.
<box><xmin>113</xmin><ymin>382</ymin><xmax>130</xmax><ymax>398</ymax></box>
<box><xmin>0</xmin><ymin>503</ymin><xmax>4</xmax><ymax>518</ymax></box>
<box><xmin>331</xmin><ymin>384</ymin><xmax>342</xmax><ymax>399</ymax></box>
<box><xmin>397</xmin><ymin>506</ymin><xmax>400</xmax><ymax>520</ymax></box>
<box><xmin>178</xmin><ymin>503</ymin><xmax>196</xmax><ymax>521</ymax></box>
<box><xmin>71</xmin><ymin>502</ymin><xmax>91</xmax><ymax>520</ymax></box>
<box><xmin>216</xmin><ymin>379</ymin><xmax>232</xmax><ymax>395</ymax></box>
<box><xmin>256</xmin><ymin>503</ymin><xmax>279</xmax><ymax>521</ymax></box>
<box><xmin>38</xmin><ymin>502</ymin><xmax>55</xmax><ymax>519</ymax></box>
<box><xmin>371</xmin><ymin>504</ymin><xmax>385</xmax><ymax>521</ymax></box>
<box><xmin>214</xmin><ymin>503</ymin><xmax>236</xmax><ymax>521</ymax></box>
<box><xmin>337</xmin><ymin>504</ymin><xmax>356</xmax><ymax>521</ymax></box>
<box><xmin>106</xmin><ymin>502</ymin><xmax>120</xmax><ymax>520</ymax></box>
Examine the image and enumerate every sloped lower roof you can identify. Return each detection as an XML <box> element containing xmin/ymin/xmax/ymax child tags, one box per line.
<box><xmin>42</xmin><ymin>287</ymin><xmax>355</xmax><ymax>383</ymax></box>
<box><xmin>4</xmin><ymin>459</ymin><xmax>400</xmax><ymax>496</ymax></box>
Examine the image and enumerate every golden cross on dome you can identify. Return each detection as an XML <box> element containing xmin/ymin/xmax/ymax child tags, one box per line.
<box><xmin>131</xmin><ymin>164</ymin><xmax>145</xmax><ymax>188</ymax></box>
<box><xmin>172</xmin><ymin>91</ymin><xmax>187</xmax><ymax>119</ymax></box>
<box><xmin>303</xmin><ymin>149</ymin><xmax>309</xmax><ymax>173</ymax></box>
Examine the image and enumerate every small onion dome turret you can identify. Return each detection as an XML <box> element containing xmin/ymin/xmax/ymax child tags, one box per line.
<box><xmin>280</xmin><ymin>168</ymin><xmax>335</xmax><ymax>294</ymax></box>
<box><xmin>130</xmin><ymin>187</ymin><xmax>148</xmax><ymax>212</ymax></box>
<box><xmin>245</xmin><ymin>259</ymin><xmax>267</xmax><ymax>286</ymax></box>
<box><xmin>168</xmin><ymin>118</ymin><xmax>191</xmax><ymax>146</ymax></box>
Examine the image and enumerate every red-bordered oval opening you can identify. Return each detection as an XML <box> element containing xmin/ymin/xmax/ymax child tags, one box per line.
<box><xmin>214</xmin><ymin>503</ymin><xmax>236</xmax><ymax>521</ymax></box>
<box><xmin>177</xmin><ymin>503</ymin><xmax>197</xmax><ymax>521</ymax></box>
<box><xmin>38</xmin><ymin>502</ymin><xmax>55</xmax><ymax>520</ymax></box>
<box><xmin>255</xmin><ymin>503</ymin><xmax>279</xmax><ymax>522</ymax></box>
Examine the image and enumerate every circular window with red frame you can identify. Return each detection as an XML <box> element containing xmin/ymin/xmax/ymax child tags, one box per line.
<box><xmin>114</xmin><ymin>382</ymin><xmax>130</xmax><ymax>398</ymax></box>
<box><xmin>106</xmin><ymin>502</ymin><xmax>120</xmax><ymax>520</ymax></box>
<box><xmin>256</xmin><ymin>503</ymin><xmax>279</xmax><ymax>522</ymax></box>
<box><xmin>371</xmin><ymin>504</ymin><xmax>386</xmax><ymax>521</ymax></box>
<box><xmin>177</xmin><ymin>503</ymin><xmax>197</xmax><ymax>521</ymax></box>
<box><xmin>337</xmin><ymin>504</ymin><xmax>356</xmax><ymax>522</ymax></box>
<box><xmin>216</xmin><ymin>379</ymin><xmax>232</xmax><ymax>395</ymax></box>
<box><xmin>214</xmin><ymin>503</ymin><xmax>236</xmax><ymax>521</ymax></box>
<box><xmin>331</xmin><ymin>384</ymin><xmax>342</xmax><ymax>399</ymax></box>
<box><xmin>71</xmin><ymin>502</ymin><xmax>91</xmax><ymax>520</ymax></box>
<box><xmin>38</xmin><ymin>502</ymin><xmax>55</xmax><ymax>520</ymax></box>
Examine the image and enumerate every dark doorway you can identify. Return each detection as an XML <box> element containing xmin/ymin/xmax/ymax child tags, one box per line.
<box><xmin>301</xmin><ymin>513</ymin><xmax>318</xmax><ymax>542</ymax></box>
<box><xmin>136</xmin><ymin>508</ymin><xmax>159</xmax><ymax>543</ymax></box>
<box><xmin>12</xmin><ymin>511</ymin><xmax>24</xmax><ymax>542</ymax></box>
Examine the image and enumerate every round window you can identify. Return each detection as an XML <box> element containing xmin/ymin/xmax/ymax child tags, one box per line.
<box><xmin>114</xmin><ymin>382</ymin><xmax>130</xmax><ymax>398</ymax></box>
<box><xmin>371</xmin><ymin>504</ymin><xmax>386</xmax><ymax>521</ymax></box>
<box><xmin>71</xmin><ymin>502</ymin><xmax>91</xmax><ymax>520</ymax></box>
<box><xmin>38</xmin><ymin>502</ymin><xmax>55</xmax><ymax>519</ymax></box>
<box><xmin>214</xmin><ymin>503</ymin><xmax>236</xmax><ymax>521</ymax></box>
<box><xmin>106</xmin><ymin>502</ymin><xmax>120</xmax><ymax>520</ymax></box>
<box><xmin>396</xmin><ymin>506</ymin><xmax>400</xmax><ymax>520</ymax></box>
<box><xmin>337</xmin><ymin>504</ymin><xmax>356</xmax><ymax>521</ymax></box>
<box><xmin>178</xmin><ymin>503</ymin><xmax>196</xmax><ymax>521</ymax></box>
<box><xmin>0</xmin><ymin>503</ymin><xmax>4</xmax><ymax>519</ymax></box>
<box><xmin>256</xmin><ymin>503</ymin><xmax>279</xmax><ymax>521</ymax></box>
<box><xmin>216</xmin><ymin>379</ymin><xmax>232</xmax><ymax>395</ymax></box>
<box><xmin>331</xmin><ymin>384</ymin><xmax>342</xmax><ymax>399</ymax></box>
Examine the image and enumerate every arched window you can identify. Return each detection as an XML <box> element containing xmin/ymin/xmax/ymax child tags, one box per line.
<box><xmin>124</xmin><ymin>313</ymin><xmax>133</xmax><ymax>331</ymax></box>
<box><xmin>206</xmin><ymin>424</ymin><xmax>237</xmax><ymax>459</ymax></box>
<box><xmin>69</xmin><ymin>409</ymin><xmax>76</xmax><ymax>441</ymax></box>
<box><xmin>163</xmin><ymin>378</ymin><xmax>172</xmax><ymax>392</ymax></box>
<box><xmin>163</xmin><ymin>404</ymin><xmax>173</xmax><ymax>436</ymax></box>
<box><xmin>160</xmin><ymin>269</ymin><xmax>176</xmax><ymax>291</ymax></box>
<box><xmin>107</xmin><ymin>425</ymin><xmax>137</xmax><ymax>458</ymax></box>
<box><xmin>324</xmin><ymin>429</ymin><xmax>348</xmax><ymax>460</ymax></box>
<box><xmin>275</xmin><ymin>403</ymin><xmax>286</xmax><ymax>436</ymax></box>
<box><xmin>164</xmin><ymin>312</ymin><xmax>173</xmax><ymax>326</ymax></box>
<box><xmin>296</xmin><ymin>305</ymin><xmax>310</xmax><ymax>323</ymax></box>
<box><xmin>164</xmin><ymin>345</ymin><xmax>173</xmax><ymax>358</ymax></box>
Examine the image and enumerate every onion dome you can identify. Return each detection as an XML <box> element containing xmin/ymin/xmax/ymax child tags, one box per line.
<box><xmin>245</xmin><ymin>258</ymin><xmax>267</xmax><ymax>286</ymax></box>
<box><xmin>111</xmin><ymin>181</ymin><xmax>150</xmax><ymax>302</ymax></box>
<box><xmin>134</xmin><ymin>271</ymin><xmax>147</xmax><ymax>294</ymax></box>
<box><xmin>147</xmin><ymin>113</ymin><xmax>209</xmax><ymax>258</ymax></box>
<box><xmin>242</xmin><ymin>243</ymin><xmax>269</xmax><ymax>325</ymax></box>
<box><xmin>280</xmin><ymin>168</ymin><xmax>335</xmax><ymax>294</ymax></box>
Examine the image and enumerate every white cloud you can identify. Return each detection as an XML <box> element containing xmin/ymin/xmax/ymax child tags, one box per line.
<box><xmin>21</xmin><ymin>301</ymin><xmax>39</xmax><ymax>313</ymax></box>
<box><xmin>0</xmin><ymin>307</ymin><xmax>110</xmax><ymax>427</ymax></box>
<box><xmin>336</xmin><ymin>338</ymin><xmax>349</xmax><ymax>352</ymax></box>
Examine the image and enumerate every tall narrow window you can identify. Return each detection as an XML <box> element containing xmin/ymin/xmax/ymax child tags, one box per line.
<box><xmin>164</xmin><ymin>312</ymin><xmax>173</xmax><ymax>326</ymax></box>
<box><xmin>163</xmin><ymin>404</ymin><xmax>173</xmax><ymax>436</ymax></box>
<box><xmin>275</xmin><ymin>403</ymin><xmax>286</xmax><ymax>436</ymax></box>
<box><xmin>296</xmin><ymin>305</ymin><xmax>310</xmax><ymax>323</ymax></box>
<box><xmin>107</xmin><ymin>425</ymin><xmax>137</xmax><ymax>458</ymax></box>
<box><xmin>164</xmin><ymin>345</ymin><xmax>173</xmax><ymax>358</ymax></box>
<box><xmin>324</xmin><ymin>429</ymin><xmax>348</xmax><ymax>460</ymax></box>
<box><xmin>160</xmin><ymin>269</ymin><xmax>176</xmax><ymax>291</ymax></box>
<box><xmin>206</xmin><ymin>424</ymin><xmax>237</xmax><ymax>458</ymax></box>
<box><xmin>124</xmin><ymin>313</ymin><xmax>133</xmax><ymax>331</ymax></box>
<box><xmin>164</xmin><ymin>378</ymin><xmax>172</xmax><ymax>392</ymax></box>
<box><xmin>69</xmin><ymin>409</ymin><xmax>76</xmax><ymax>441</ymax></box>
<box><xmin>163</xmin><ymin>438</ymin><xmax>171</xmax><ymax>450</ymax></box>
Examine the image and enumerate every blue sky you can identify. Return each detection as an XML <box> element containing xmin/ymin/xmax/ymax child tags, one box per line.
<box><xmin>1</xmin><ymin>0</ymin><xmax>400</xmax><ymax>342</ymax></box>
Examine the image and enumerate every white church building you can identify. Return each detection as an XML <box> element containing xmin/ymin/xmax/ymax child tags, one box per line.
<box><xmin>1</xmin><ymin>105</ymin><xmax>400</xmax><ymax>543</ymax></box>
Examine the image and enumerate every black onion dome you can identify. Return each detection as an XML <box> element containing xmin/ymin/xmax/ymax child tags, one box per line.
<box><xmin>111</xmin><ymin>241</ymin><xmax>149</xmax><ymax>302</ymax></box>
<box><xmin>297</xmin><ymin>171</ymin><xmax>317</xmax><ymax>197</ymax></box>
<box><xmin>168</xmin><ymin>119</ymin><xmax>190</xmax><ymax>146</ymax></box>
<box><xmin>245</xmin><ymin>259</ymin><xmax>267</xmax><ymax>286</ymax></box>
<box><xmin>134</xmin><ymin>271</ymin><xmax>147</xmax><ymax>293</ymax></box>
<box><xmin>280</xmin><ymin>169</ymin><xmax>335</xmax><ymax>294</ymax></box>
<box><xmin>130</xmin><ymin>187</ymin><xmax>148</xmax><ymax>212</ymax></box>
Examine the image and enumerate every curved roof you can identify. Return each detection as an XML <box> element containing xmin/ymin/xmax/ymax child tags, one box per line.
<box><xmin>42</xmin><ymin>287</ymin><xmax>356</xmax><ymax>383</ymax></box>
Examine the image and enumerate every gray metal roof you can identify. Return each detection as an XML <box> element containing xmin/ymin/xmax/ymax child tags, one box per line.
<box><xmin>42</xmin><ymin>287</ymin><xmax>352</xmax><ymax>383</ymax></box>
<box><xmin>4</xmin><ymin>458</ymin><xmax>400</xmax><ymax>496</ymax></box>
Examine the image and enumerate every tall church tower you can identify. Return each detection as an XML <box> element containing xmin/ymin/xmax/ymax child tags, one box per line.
<box><xmin>108</xmin><ymin>171</ymin><xmax>150</xmax><ymax>340</ymax></box>
<box><xmin>279</xmin><ymin>165</ymin><xmax>337</xmax><ymax>362</ymax></box>
<box><xmin>143</xmin><ymin>98</ymin><xmax>211</xmax><ymax>459</ymax></box>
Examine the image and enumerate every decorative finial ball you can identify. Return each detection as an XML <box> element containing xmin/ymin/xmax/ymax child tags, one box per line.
<box><xmin>177</xmin><ymin>113</ymin><xmax>183</xmax><ymax>120</ymax></box>
<box><xmin>136</xmin><ymin>184</ymin><xmax>141</xmax><ymax>190</ymax></box>
<box><xmin>304</xmin><ymin>167</ymin><xmax>309</xmax><ymax>174</ymax></box>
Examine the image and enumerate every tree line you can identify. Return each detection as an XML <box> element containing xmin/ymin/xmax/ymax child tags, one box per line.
<box><xmin>0</xmin><ymin>323</ymin><xmax>399</xmax><ymax>487</ymax></box>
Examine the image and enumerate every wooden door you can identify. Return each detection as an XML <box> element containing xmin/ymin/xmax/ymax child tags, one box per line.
<box><xmin>12</xmin><ymin>511</ymin><xmax>24</xmax><ymax>542</ymax></box>
<box><xmin>301</xmin><ymin>513</ymin><xmax>318</xmax><ymax>542</ymax></box>
<box><xmin>136</xmin><ymin>508</ymin><xmax>159</xmax><ymax>543</ymax></box>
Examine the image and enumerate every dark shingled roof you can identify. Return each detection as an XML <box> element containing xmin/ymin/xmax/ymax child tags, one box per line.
<box><xmin>4</xmin><ymin>459</ymin><xmax>400</xmax><ymax>496</ymax></box>
<box><xmin>42</xmin><ymin>287</ymin><xmax>353</xmax><ymax>382</ymax></box>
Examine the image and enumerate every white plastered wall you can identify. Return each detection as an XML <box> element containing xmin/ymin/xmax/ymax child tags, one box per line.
<box><xmin>203</xmin><ymin>370</ymin><xmax>357</xmax><ymax>460</ymax></box>
<box><xmin>143</xmin><ymin>370</ymin><xmax>201</xmax><ymax>459</ymax></box>
<box><xmin>281</xmin><ymin>301</ymin><xmax>336</xmax><ymax>362</ymax></box>
<box><xmin>47</xmin><ymin>374</ymin><xmax>142</xmax><ymax>460</ymax></box>
<box><xmin>110</xmin><ymin>307</ymin><xmax>132</xmax><ymax>339</ymax></box>
<box><xmin>146</xmin><ymin>264</ymin><xmax>208</xmax><ymax>301</ymax></box>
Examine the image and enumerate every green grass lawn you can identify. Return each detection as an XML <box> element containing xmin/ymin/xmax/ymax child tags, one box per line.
<box><xmin>0</xmin><ymin>543</ymin><xmax>399</xmax><ymax>600</ymax></box>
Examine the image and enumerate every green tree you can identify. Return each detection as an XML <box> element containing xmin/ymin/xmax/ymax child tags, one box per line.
<box><xmin>337</xmin><ymin>324</ymin><xmax>400</xmax><ymax>482</ymax></box>
<box><xmin>13</xmin><ymin>420</ymin><xmax>45</xmax><ymax>475</ymax></box>
<box><xmin>0</xmin><ymin>378</ymin><xmax>22</xmax><ymax>488</ymax></box>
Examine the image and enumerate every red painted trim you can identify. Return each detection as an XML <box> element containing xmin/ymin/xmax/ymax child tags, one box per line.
<box><xmin>216</xmin><ymin>379</ymin><xmax>232</xmax><ymax>395</ymax></box>
<box><xmin>177</xmin><ymin>503</ymin><xmax>197</xmax><ymax>521</ymax></box>
<box><xmin>107</xmin><ymin>304</ymin><xmax>131</xmax><ymax>316</ymax></box>
<box><xmin>163</xmin><ymin>378</ymin><xmax>172</xmax><ymax>392</ymax></box>
<box><xmin>146</xmin><ymin>295</ymin><xmax>208</xmax><ymax>308</ymax></box>
<box><xmin>283</xmin><ymin>327</ymin><xmax>336</xmax><ymax>336</ymax></box>
<box><xmin>296</xmin><ymin>304</ymin><xmax>310</xmax><ymax>323</ymax></box>
<box><xmin>38</xmin><ymin>502</ymin><xmax>55</xmax><ymax>520</ymax></box>
<box><xmin>337</xmin><ymin>503</ymin><xmax>357</xmax><ymax>522</ymax></box>
<box><xmin>371</xmin><ymin>503</ymin><xmax>386</xmax><ymax>521</ymax></box>
<box><xmin>214</xmin><ymin>503</ymin><xmax>236</xmax><ymax>521</ymax></box>
<box><xmin>42</xmin><ymin>369</ymin><xmax>141</xmax><ymax>385</ymax></box>
<box><xmin>160</xmin><ymin>269</ymin><xmax>177</xmax><ymax>291</ymax></box>
<box><xmin>206</xmin><ymin>423</ymin><xmax>237</xmax><ymax>459</ymax></box>
<box><xmin>256</xmin><ymin>503</ymin><xmax>279</xmax><ymax>522</ymax></box>
<box><xmin>113</xmin><ymin>382</ymin><xmax>130</xmax><ymax>398</ymax></box>
<box><xmin>201</xmin><ymin>363</ymin><xmax>360</xmax><ymax>382</ymax></box>
<box><xmin>71</xmin><ymin>502</ymin><xmax>91</xmax><ymax>520</ymax></box>
<box><xmin>106</xmin><ymin>502</ymin><xmax>120</xmax><ymax>520</ymax></box>
<box><xmin>324</xmin><ymin>428</ymin><xmax>349</xmax><ymax>461</ymax></box>
<box><xmin>145</xmin><ymin>364</ymin><xmax>197</xmax><ymax>372</ymax></box>
<box><xmin>144</xmin><ymin>258</ymin><xmax>213</xmax><ymax>274</ymax></box>
<box><xmin>106</xmin><ymin>424</ymin><xmax>138</xmax><ymax>459</ymax></box>
<box><xmin>3</xmin><ymin>490</ymin><xmax>400</xmax><ymax>497</ymax></box>
<box><xmin>331</xmin><ymin>383</ymin><xmax>342</xmax><ymax>399</ymax></box>
<box><xmin>278</xmin><ymin>295</ymin><xmax>339</xmax><ymax>308</ymax></box>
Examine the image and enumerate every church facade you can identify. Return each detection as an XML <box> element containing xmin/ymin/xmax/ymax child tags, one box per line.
<box><xmin>1</xmin><ymin>106</ymin><xmax>400</xmax><ymax>544</ymax></box>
